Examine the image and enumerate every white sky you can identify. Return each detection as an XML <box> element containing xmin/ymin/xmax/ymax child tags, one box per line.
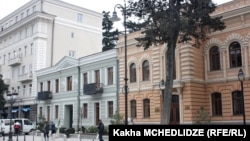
<box><xmin>0</xmin><ymin>0</ymin><xmax>232</xmax><ymax>29</ymax></box>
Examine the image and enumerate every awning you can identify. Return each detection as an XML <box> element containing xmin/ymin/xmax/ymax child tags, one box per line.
<box><xmin>22</xmin><ymin>107</ymin><xmax>31</xmax><ymax>112</ymax></box>
<box><xmin>12</xmin><ymin>109</ymin><xmax>18</xmax><ymax>113</ymax></box>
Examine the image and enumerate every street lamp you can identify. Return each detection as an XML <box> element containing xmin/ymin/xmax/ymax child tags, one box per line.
<box><xmin>158</xmin><ymin>79</ymin><xmax>165</xmax><ymax>124</ymax></box>
<box><xmin>7</xmin><ymin>91</ymin><xmax>18</xmax><ymax>141</ymax></box>
<box><xmin>238</xmin><ymin>68</ymin><xmax>246</xmax><ymax>125</ymax></box>
<box><xmin>110</xmin><ymin>1</ymin><xmax>128</xmax><ymax>125</ymax></box>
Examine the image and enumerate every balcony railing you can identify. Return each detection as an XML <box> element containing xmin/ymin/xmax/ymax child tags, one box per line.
<box><xmin>18</xmin><ymin>72</ymin><xmax>32</xmax><ymax>82</ymax></box>
<box><xmin>8</xmin><ymin>57</ymin><xmax>21</xmax><ymax>66</ymax></box>
<box><xmin>37</xmin><ymin>91</ymin><xmax>52</xmax><ymax>100</ymax></box>
<box><xmin>83</xmin><ymin>83</ymin><xmax>104</xmax><ymax>95</ymax></box>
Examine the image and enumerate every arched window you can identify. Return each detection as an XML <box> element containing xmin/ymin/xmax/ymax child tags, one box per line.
<box><xmin>209</xmin><ymin>46</ymin><xmax>220</xmax><ymax>71</ymax></box>
<box><xmin>130</xmin><ymin>63</ymin><xmax>136</xmax><ymax>82</ymax></box>
<box><xmin>130</xmin><ymin>100</ymin><xmax>137</xmax><ymax>118</ymax></box>
<box><xmin>232</xmin><ymin>91</ymin><xmax>243</xmax><ymax>115</ymax></box>
<box><xmin>229</xmin><ymin>42</ymin><xmax>242</xmax><ymax>68</ymax></box>
<box><xmin>143</xmin><ymin>99</ymin><xmax>150</xmax><ymax>118</ymax></box>
<box><xmin>142</xmin><ymin>60</ymin><xmax>150</xmax><ymax>81</ymax></box>
<box><xmin>211</xmin><ymin>92</ymin><xmax>222</xmax><ymax>116</ymax></box>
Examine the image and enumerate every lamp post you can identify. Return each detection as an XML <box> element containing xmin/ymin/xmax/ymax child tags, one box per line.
<box><xmin>110</xmin><ymin>1</ymin><xmax>128</xmax><ymax>125</ymax></box>
<box><xmin>238</xmin><ymin>68</ymin><xmax>246</xmax><ymax>125</ymax></box>
<box><xmin>159</xmin><ymin>80</ymin><xmax>165</xmax><ymax>124</ymax></box>
<box><xmin>7</xmin><ymin>91</ymin><xmax>18</xmax><ymax>141</ymax></box>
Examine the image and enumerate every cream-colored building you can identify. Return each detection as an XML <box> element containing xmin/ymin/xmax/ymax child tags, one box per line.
<box><xmin>0</xmin><ymin>0</ymin><xmax>102</xmax><ymax>120</ymax></box>
<box><xmin>117</xmin><ymin>0</ymin><xmax>250</xmax><ymax>124</ymax></box>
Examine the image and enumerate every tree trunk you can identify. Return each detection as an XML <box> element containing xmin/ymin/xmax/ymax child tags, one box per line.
<box><xmin>161</xmin><ymin>0</ymin><xmax>180</xmax><ymax>125</ymax></box>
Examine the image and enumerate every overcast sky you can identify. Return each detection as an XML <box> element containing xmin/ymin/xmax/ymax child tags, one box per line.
<box><xmin>0</xmin><ymin>0</ymin><xmax>232</xmax><ymax>29</ymax></box>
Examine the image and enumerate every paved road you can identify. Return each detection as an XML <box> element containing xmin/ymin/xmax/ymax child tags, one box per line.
<box><xmin>1</xmin><ymin>133</ymin><xmax>107</xmax><ymax>141</ymax></box>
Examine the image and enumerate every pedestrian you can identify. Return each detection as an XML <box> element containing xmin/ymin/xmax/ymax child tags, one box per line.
<box><xmin>43</xmin><ymin>121</ymin><xmax>50</xmax><ymax>141</ymax></box>
<box><xmin>97</xmin><ymin>119</ymin><xmax>104</xmax><ymax>141</ymax></box>
<box><xmin>14</xmin><ymin>121</ymin><xmax>21</xmax><ymax>135</ymax></box>
<box><xmin>50</xmin><ymin>121</ymin><xmax>56</xmax><ymax>136</ymax></box>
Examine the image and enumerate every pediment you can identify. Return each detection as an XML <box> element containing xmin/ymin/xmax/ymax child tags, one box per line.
<box><xmin>54</xmin><ymin>56</ymin><xmax>78</xmax><ymax>70</ymax></box>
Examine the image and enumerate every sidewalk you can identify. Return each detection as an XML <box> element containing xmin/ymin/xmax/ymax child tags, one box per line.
<box><xmin>1</xmin><ymin>133</ymin><xmax>108</xmax><ymax>141</ymax></box>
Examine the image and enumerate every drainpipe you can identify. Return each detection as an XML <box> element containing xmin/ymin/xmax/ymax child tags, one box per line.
<box><xmin>77</xmin><ymin>66</ymin><xmax>81</xmax><ymax>131</ymax></box>
<box><xmin>50</xmin><ymin>19</ymin><xmax>55</xmax><ymax>67</ymax></box>
<box><xmin>116</xmin><ymin>59</ymin><xmax>120</xmax><ymax>114</ymax></box>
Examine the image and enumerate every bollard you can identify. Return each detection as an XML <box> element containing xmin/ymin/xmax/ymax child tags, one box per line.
<box><xmin>24</xmin><ymin>133</ymin><xmax>26</xmax><ymax>141</ymax></box>
<box><xmin>41</xmin><ymin>133</ymin><xmax>44</xmax><ymax>141</ymax></box>
<box><xmin>63</xmin><ymin>134</ymin><xmax>67</xmax><ymax>141</ymax></box>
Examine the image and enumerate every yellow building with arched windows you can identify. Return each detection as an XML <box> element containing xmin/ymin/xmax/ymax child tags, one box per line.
<box><xmin>116</xmin><ymin>0</ymin><xmax>250</xmax><ymax>125</ymax></box>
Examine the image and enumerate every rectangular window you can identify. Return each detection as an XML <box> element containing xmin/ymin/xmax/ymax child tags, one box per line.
<box><xmin>143</xmin><ymin>99</ymin><xmax>150</xmax><ymax>118</ymax></box>
<box><xmin>232</xmin><ymin>91</ymin><xmax>243</xmax><ymax>115</ymax></box>
<box><xmin>55</xmin><ymin>105</ymin><xmax>59</xmax><ymax>119</ymax></box>
<box><xmin>107</xmin><ymin>67</ymin><xmax>113</xmax><ymax>85</ymax></box>
<box><xmin>67</xmin><ymin>76</ymin><xmax>72</xmax><ymax>91</ymax></box>
<box><xmin>83</xmin><ymin>73</ymin><xmax>88</xmax><ymax>85</ymax></box>
<box><xmin>108</xmin><ymin>101</ymin><xmax>113</xmax><ymax>118</ymax></box>
<box><xmin>95</xmin><ymin>70</ymin><xmax>100</xmax><ymax>83</ymax></box>
<box><xmin>40</xmin><ymin>82</ymin><xmax>43</xmax><ymax>92</ymax></box>
<box><xmin>23</xmin><ymin>85</ymin><xmax>26</xmax><ymax>96</ymax></box>
<box><xmin>39</xmin><ymin>107</ymin><xmax>43</xmax><ymax>118</ymax></box>
<box><xmin>77</xmin><ymin>13</ymin><xmax>83</xmax><ymax>23</ymax></box>
<box><xmin>55</xmin><ymin>79</ymin><xmax>59</xmax><ymax>93</ymax></box>
<box><xmin>47</xmin><ymin>81</ymin><xmax>51</xmax><ymax>91</ymax></box>
<box><xmin>30</xmin><ymin>43</ymin><xmax>33</xmax><ymax>55</ymax></box>
<box><xmin>83</xmin><ymin>103</ymin><xmax>88</xmax><ymax>118</ymax></box>
<box><xmin>24</xmin><ymin>46</ymin><xmax>27</xmax><ymax>56</ymax></box>
<box><xmin>47</xmin><ymin>106</ymin><xmax>50</xmax><ymax>121</ymax></box>
<box><xmin>29</xmin><ymin>84</ymin><xmax>32</xmax><ymax>95</ymax></box>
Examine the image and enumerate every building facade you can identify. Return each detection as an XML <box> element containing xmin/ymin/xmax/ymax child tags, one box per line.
<box><xmin>0</xmin><ymin>0</ymin><xmax>102</xmax><ymax>120</ymax></box>
<box><xmin>117</xmin><ymin>0</ymin><xmax>250</xmax><ymax>124</ymax></box>
<box><xmin>36</xmin><ymin>49</ymin><xmax>118</xmax><ymax>129</ymax></box>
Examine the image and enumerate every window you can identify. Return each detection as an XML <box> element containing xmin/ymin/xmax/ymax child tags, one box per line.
<box><xmin>77</xmin><ymin>13</ymin><xmax>83</xmax><ymax>23</ymax></box>
<box><xmin>55</xmin><ymin>105</ymin><xmax>58</xmax><ymax>119</ymax></box>
<box><xmin>83</xmin><ymin>103</ymin><xmax>88</xmax><ymax>118</ymax></box>
<box><xmin>107</xmin><ymin>67</ymin><xmax>113</xmax><ymax>85</ymax></box>
<box><xmin>209</xmin><ymin>46</ymin><xmax>220</xmax><ymax>71</ymax></box>
<box><xmin>47</xmin><ymin>81</ymin><xmax>51</xmax><ymax>91</ymax></box>
<box><xmin>229</xmin><ymin>42</ymin><xmax>242</xmax><ymax>68</ymax></box>
<box><xmin>142</xmin><ymin>60</ymin><xmax>150</xmax><ymax>81</ymax></box>
<box><xmin>232</xmin><ymin>91</ymin><xmax>243</xmax><ymax>115</ymax></box>
<box><xmin>69</xmin><ymin>50</ymin><xmax>75</xmax><ymax>57</ymax></box>
<box><xmin>83</xmin><ymin>73</ymin><xmax>88</xmax><ymax>85</ymax></box>
<box><xmin>211</xmin><ymin>93</ymin><xmax>222</xmax><ymax>116</ymax></box>
<box><xmin>130</xmin><ymin>63</ymin><xmax>136</xmax><ymax>82</ymax></box>
<box><xmin>39</xmin><ymin>107</ymin><xmax>43</xmax><ymax>118</ymax></box>
<box><xmin>108</xmin><ymin>101</ymin><xmax>113</xmax><ymax>118</ymax></box>
<box><xmin>95</xmin><ymin>70</ymin><xmax>100</xmax><ymax>83</ymax></box>
<box><xmin>24</xmin><ymin>46</ymin><xmax>27</xmax><ymax>56</ymax></box>
<box><xmin>130</xmin><ymin>100</ymin><xmax>137</xmax><ymax>118</ymax></box>
<box><xmin>40</xmin><ymin>82</ymin><xmax>43</xmax><ymax>92</ymax></box>
<box><xmin>29</xmin><ymin>84</ymin><xmax>32</xmax><ymax>95</ymax></box>
<box><xmin>30</xmin><ymin>43</ymin><xmax>33</xmax><ymax>55</ymax></box>
<box><xmin>143</xmin><ymin>99</ymin><xmax>150</xmax><ymax>118</ymax></box>
<box><xmin>23</xmin><ymin>85</ymin><xmax>26</xmax><ymax>96</ymax></box>
<box><xmin>67</xmin><ymin>76</ymin><xmax>72</xmax><ymax>91</ymax></box>
<box><xmin>55</xmin><ymin>79</ymin><xmax>59</xmax><ymax>93</ymax></box>
<box><xmin>47</xmin><ymin>106</ymin><xmax>50</xmax><ymax>121</ymax></box>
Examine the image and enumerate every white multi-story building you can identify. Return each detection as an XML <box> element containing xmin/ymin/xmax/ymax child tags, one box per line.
<box><xmin>0</xmin><ymin>0</ymin><xmax>102</xmax><ymax>120</ymax></box>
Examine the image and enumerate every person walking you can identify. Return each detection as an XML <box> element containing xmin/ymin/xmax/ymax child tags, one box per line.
<box><xmin>97</xmin><ymin>119</ymin><xmax>104</xmax><ymax>141</ymax></box>
<box><xmin>43</xmin><ymin>121</ymin><xmax>50</xmax><ymax>141</ymax></box>
<box><xmin>50</xmin><ymin>121</ymin><xmax>56</xmax><ymax>136</ymax></box>
<box><xmin>14</xmin><ymin>121</ymin><xmax>21</xmax><ymax>136</ymax></box>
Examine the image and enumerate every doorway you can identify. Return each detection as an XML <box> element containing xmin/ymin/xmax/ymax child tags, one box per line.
<box><xmin>64</xmin><ymin>105</ymin><xmax>73</xmax><ymax>128</ymax></box>
<box><xmin>95</xmin><ymin>103</ymin><xmax>100</xmax><ymax>125</ymax></box>
<box><xmin>170</xmin><ymin>95</ymin><xmax>180</xmax><ymax>125</ymax></box>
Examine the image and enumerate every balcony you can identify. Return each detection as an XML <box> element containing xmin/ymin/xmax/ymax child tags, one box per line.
<box><xmin>37</xmin><ymin>91</ymin><xmax>52</xmax><ymax>100</ymax></box>
<box><xmin>83</xmin><ymin>83</ymin><xmax>104</xmax><ymax>95</ymax></box>
<box><xmin>18</xmin><ymin>72</ymin><xmax>32</xmax><ymax>82</ymax></box>
<box><xmin>8</xmin><ymin>57</ymin><xmax>21</xmax><ymax>66</ymax></box>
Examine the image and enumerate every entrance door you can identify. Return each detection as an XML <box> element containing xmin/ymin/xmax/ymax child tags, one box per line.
<box><xmin>95</xmin><ymin>103</ymin><xmax>100</xmax><ymax>125</ymax></box>
<box><xmin>170</xmin><ymin>95</ymin><xmax>180</xmax><ymax>125</ymax></box>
